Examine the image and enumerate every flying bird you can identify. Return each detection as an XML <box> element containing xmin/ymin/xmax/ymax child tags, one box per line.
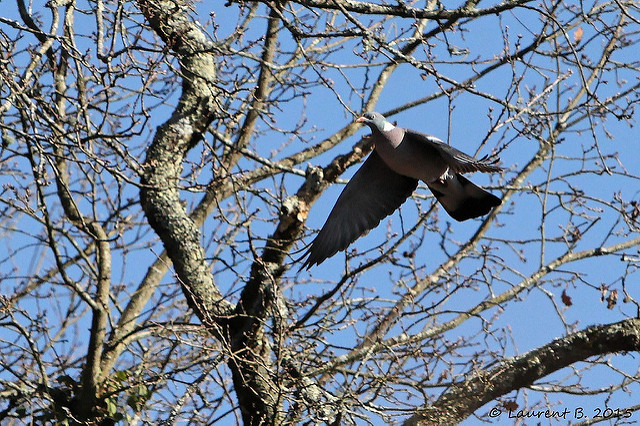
<box><xmin>301</xmin><ymin>112</ymin><xmax>502</xmax><ymax>269</ymax></box>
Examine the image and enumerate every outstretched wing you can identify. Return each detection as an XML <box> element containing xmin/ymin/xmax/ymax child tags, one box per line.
<box><xmin>301</xmin><ymin>151</ymin><xmax>418</xmax><ymax>269</ymax></box>
<box><xmin>405</xmin><ymin>130</ymin><xmax>501</xmax><ymax>174</ymax></box>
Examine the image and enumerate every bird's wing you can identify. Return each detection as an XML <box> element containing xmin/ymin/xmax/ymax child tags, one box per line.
<box><xmin>301</xmin><ymin>150</ymin><xmax>418</xmax><ymax>269</ymax></box>
<box><xmin>404</xmin><ymin>130</ymin><xmax>501</xmax><ymax>174</ymax></box>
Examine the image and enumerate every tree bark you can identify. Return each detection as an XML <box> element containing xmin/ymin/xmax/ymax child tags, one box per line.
<box><xmin>405</xmin><ymin>318</ymin><xmax>640</xmax><ymax>425</ymax></box>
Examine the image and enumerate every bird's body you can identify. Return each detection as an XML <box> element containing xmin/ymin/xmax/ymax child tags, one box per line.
<box><xmin>373</xmin><ymin>123</ymin><xmax>448</xmax><ymax>183</ymax></box>
<box><xmin>301</xmin><ymin>112</ymin><xmax>502</xmax><ymax>269</ymax></box>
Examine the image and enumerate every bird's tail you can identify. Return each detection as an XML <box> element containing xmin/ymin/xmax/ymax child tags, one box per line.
<box><xmin>428</xmin><ymin>174</ymin><xmax>501</xmax><ymax>221</ymax></box>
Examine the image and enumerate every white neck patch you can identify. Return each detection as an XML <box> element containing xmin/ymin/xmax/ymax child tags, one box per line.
<box><xmin>382</xmin><ymin>121</ymin><xmax>396</xmax><ymax>132</ymax></box>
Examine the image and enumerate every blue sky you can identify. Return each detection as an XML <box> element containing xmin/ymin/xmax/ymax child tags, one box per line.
<box><xmin>2</xmin><ymin>0</ymin><xmax>640</xmax><ymax>423</ymax></box>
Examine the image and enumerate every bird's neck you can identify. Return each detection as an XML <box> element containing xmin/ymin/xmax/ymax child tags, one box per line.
<box><xmin>381</xmin><ymin>121</ymin><xmax>395</xmax><ymax>132</ymax></box>
<box><xmin>372</xmin><ymin>125</ymin><xmax>404</xmax><ymax>151</ymax></box>
<box><xmin>369</xmin><ymin>121</ymin><xmax>396</xmax><ymax>136</ymax></box>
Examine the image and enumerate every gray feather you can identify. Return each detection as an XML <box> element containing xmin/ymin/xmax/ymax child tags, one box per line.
<box><xmin>301</xmin><ymin>151</ymin><xmax>417</xmax><ymax>269</ymax></box>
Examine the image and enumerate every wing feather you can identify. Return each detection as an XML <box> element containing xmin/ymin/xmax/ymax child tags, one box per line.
<box><xmin>301</xmin><ymin>151</ymin><xmax>418</xmax><ymax>269</ymax></box>
<box><xmin>405</xmin><ymin>130</ymin><xmax>501</xmax><ymax>174</ymax></box>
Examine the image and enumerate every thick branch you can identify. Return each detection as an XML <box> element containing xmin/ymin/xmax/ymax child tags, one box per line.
<box><xmin>245</xmin><ymin>0</ymin><xmax>533</xmax><ymax>20</ymax></box>
<box><xmin>224</xmin><ymin>7</ymin><xmax>288</xmax><ymax>426</ymax></box>
<box><xmin>405</xmin><ymin>318</ymin><xmax>640</xmax><ymax>425</ymax></box>
<box><xmin>37</xmin><ymin>7</ymin><xmax>114</xmax><ymax>417</ymax></box>
<box><xmin>137</xmin><ymin>0</ymin><xmax>230</xmax><ymax>321</ymax></box>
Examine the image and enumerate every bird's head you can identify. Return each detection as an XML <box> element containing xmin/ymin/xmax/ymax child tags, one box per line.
<box><xmin>356</xmin><ymin>111</ymin><xmax>395</xmax><ymax>132</ymax></box>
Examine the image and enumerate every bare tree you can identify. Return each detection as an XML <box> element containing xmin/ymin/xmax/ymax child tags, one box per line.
<box><xmin>1</xmin><ymin>0</ymin><xmax>640</xmax><ymax>424</ymax></box>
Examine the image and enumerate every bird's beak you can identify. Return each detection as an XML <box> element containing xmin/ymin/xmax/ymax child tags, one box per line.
<box><xmin>355</xmin><ymin>116</ymin><xmax>367</xmax><ymax>123</ymax></box>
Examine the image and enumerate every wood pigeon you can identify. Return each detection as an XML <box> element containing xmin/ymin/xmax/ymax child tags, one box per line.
<box><xmin>301</xmin><ymin>111</ymin><xmax>502</xmax><ymax>269</ymax></box>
